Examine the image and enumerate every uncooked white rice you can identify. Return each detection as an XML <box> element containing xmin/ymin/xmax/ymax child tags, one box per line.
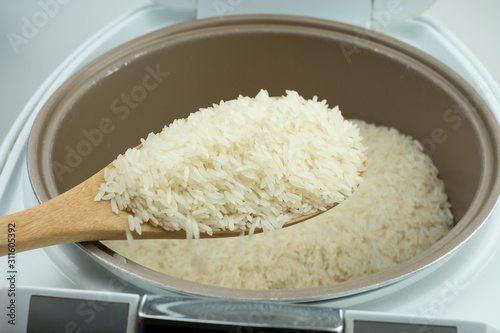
<box><xmin>103</xmin><ymin>120</ymin><xmax>453</xmax><ymax>289</ymax></box>
<box><xmin>96</xmin><ymin>90</ymin><xmax>367</xmax><ymax>238</ymax></box>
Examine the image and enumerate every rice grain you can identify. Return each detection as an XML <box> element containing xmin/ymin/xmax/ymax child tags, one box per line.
<box><xmin>96</xmin><ymin>90</ymin><xmax>367</xmax><ymax>237</ymax></box>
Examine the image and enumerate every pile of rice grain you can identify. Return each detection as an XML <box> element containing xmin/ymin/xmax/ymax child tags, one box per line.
<box><xmin>96</xmin><ymin>90</ymin><xmax>366</xmax><ymax>238</ymax></box>
<box><xmin>103</xmin><ymin>120</ymin><xmax>453</xmax><ymax>289</ymax></box>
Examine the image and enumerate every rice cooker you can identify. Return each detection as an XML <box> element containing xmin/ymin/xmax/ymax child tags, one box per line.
<box><xmin>1</xmin><ymin>1</ymin><xmax>500</xmax><ymax>332</ymax></box>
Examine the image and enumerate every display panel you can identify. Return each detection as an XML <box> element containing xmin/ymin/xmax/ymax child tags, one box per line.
<box><xmin>354</xmin><ymin>320</ymin><xmax>457</xmax><ymax>333</ymax></box>
<box><xmin>141</xmin><ymin>318</ymin><xmax>338</xmax><ymax>332</ymax></box>
<box><xmin>27</xmin><ymin>295</ymin><xmax>129</xmax><ymax>333</ymax></box>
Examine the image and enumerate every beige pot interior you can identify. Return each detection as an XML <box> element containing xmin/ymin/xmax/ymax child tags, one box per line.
<box><xmin>28</xmin><ymin>16</ymin><xmax>500</xmax><ymax>301</ymax></box>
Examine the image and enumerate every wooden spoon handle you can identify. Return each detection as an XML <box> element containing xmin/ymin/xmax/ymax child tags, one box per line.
<box><xmin>0</xmin><ymin>168</ymin><xmax>132</xmax><ymax>256</ymax></box>
<box><xmin>0</xmin><ymin>157</ymin><xmax>367</xmax><ymax>256</ymax></box>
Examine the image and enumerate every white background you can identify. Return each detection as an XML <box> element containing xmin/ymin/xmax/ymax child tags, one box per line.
<box><xmin>0</xmin><ymin>0</ymin><xmax>499</xmax><ymax>142</ymax></box>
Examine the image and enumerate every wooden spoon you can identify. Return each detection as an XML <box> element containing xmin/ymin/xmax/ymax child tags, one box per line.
<box><xmin>0</xmin><ymin>149</ymin><xmax>366</xmax><ymax>256</ymax></box>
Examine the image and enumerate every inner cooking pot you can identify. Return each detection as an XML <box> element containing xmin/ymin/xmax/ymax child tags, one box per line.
<box><xmin>28</xmin><ymin>15</ymin><xmax>500</xmax><ymax>301</ymax></box>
